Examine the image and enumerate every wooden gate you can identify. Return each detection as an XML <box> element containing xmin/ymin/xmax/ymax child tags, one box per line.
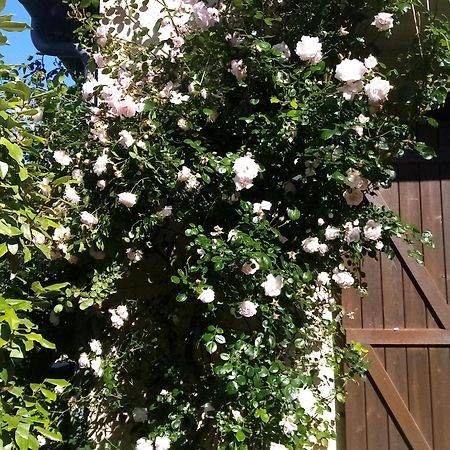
<box><xmin>342</xmin><ymin>120</ymin><xmax>450</xmax><ymax>450</ymax></box>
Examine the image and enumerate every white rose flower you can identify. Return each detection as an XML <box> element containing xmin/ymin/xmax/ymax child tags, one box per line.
<box><xmin>273</xmin><ymin>41</ymin><xmax>291</xmax><ymax>60</ymax></box>
<box><xmin>37</xmin><ymin>435</ymin><xmax>46</xmax><ymax>446</ymax></box>
<box><xmin>72</xmin><ymin>168</ymin><xmax>84</xmax><ymax>183</ymax></box>
<box><xmin>317</xmin><ymin>272</ymin><xmax>330</xmax><ymax>285</ymax></box>
<box><xmin>332</xmin><ymin>271</ymin><xmax>355</xmax><ymax>288</ymax></box>
<box><xmin>126</xmin><ymin>248</ymin><xmax>144</xmax><ymax>263</ymax></box>
<box><xmin>279</xmin><ymin>414</ymin><xmax>298</xmax><ymax>435</ymax></box>
<box><xmin>132</xmin><ymin>407</ymin><xmax>148</xmax><ymax>423</ymax></box>
<box><xmin>78</xmin><ymin>352</ymin><xmax>90</xmax><ymax>368</ymax></box>
<box><xmin>335</xmin><ymin>59</ymin><xmax>367</xmax><ymax>82</ymax></box>
<box><xmin>154</xmin><ymin>436</ymin><xmax>171</xmax><ymax>450</ymax></box>
<box><xmin>177</xmin><ymin>117</ymin><xmax>189</xmax><ymax>131</ymax></box>
<box><xmin>358</xmin><ymin>114</ymin><xmax>370</xmax><ymax>124</ymax></box>
<box><xmin>302</xmin><ymin>236</ymin><xmax>320</xmax><ymax>253</ymax></box>
<box><xmin>372</xmin><ymin>12</ymin><xmax>394</xmax><ymax>31</ymax></box>
<box><xmin>345</xmin><ymin>168</ymin><xmax>369</xmax><ymax>190</ymax></box>
<box><xmin>295</xmin><ymin>36</ymin><xmax>322</xmax><ymax>64</ymax></box>
<box><xmin>293</xmin><ymin>387</ymin><xmax>316</xmax><ymax>415</ymax></box>
<box><xmin>339</xmin><ymin>80</ymin><xmax>364</xmax><ymax>101</ymax></box>
<box><xmin>89</xmin><ymin>339</ymin><xmax>102</xmax><ymax>355</ymax></box>
<box><xmin>261</xmin><ymin>274</ymin><xmax>284</xmax><ymax>297</ymax></box>
<box><xmin>90</xmin><ymin>356</ymin><xmax>103</xmax><ymax>377</ymax></box>
<box><xmin>325</xmin><ymin>226</ymin><xmax>340</xmax><ymax>240</ymax></box>
<box><xmin>53</xmin><ymin>226</ymin><xmax>71</xmax><ymax>242</ymax></box>
<box><xmin>345</xmin><ymin>225</ymin><xmax>361</xmax><ymax>243</ymax></box>
<box><xmin>32</xmin><ymin>231</ymin><xmax>46</xmax><ymax>244</ymax></box>
<box><xmin>53</xmin><ymin>150</ymin><xmax>72</xmax><ymax>166</ymax></box>
<box><xmin>64</xmin><ymin>185</ymin><xmax>80</xmax><ymax>204</ymax></box>
<box><xmin>364</xmin><ymin>55</ymin><xmax>378</xmax><ymax>69</ymax></box>
<box><xmin>238</xmin><ymin>300</ymin><xmax>258</xmax><ymax>317</ymax></box>
<box><xmin>118</xmin><ymin>130</ymin><xmax>135</xmax><ymax>148</ymax></box>
<box><xmin>109</xmin><ymin>305</ymin><xmax>129</xmax><ymax>329</ymax></box>
<box><xmin>80</xmin><ymin>211</ymin><xmax>98</xmax><ymax>226</ymax></box>
<box><xmin>233</xmin><ymin>154</ymin><xmax>260</xmax><ymax>191</ymax></box>
<box><xmin>376</xmin><ymin>241</ymin><xmax>384</xmax><ymax>250</ymax></box>
<box><xmin>318</xmin><ymin>243</ymin><xmax>329</xmax><ymax>255</ymax></box>
<box><xmin>118</xmin><ymin>192</ymin><xmax>137</xmax><ymax>208</ymax></box>
<box><xmin>97</xmin><ymin>179</ymin><xmax>106</xmax><ymax>190</ymax></box>
<box><xmin>270</xmin><ymin>444</ymin><xmax>288</xmax><ymax>450</ymax></box>
<box><xmin>242</xmin><ymin>259</ymin><xmax>260</xmax><ymax>275</ymax></box>
<box><xmin>135</xmin><ymin>438</ymin><xmax>154</xmax><ymax>450</ymax></box>
<box><xmin>364</xmin><ymin>76</ymin><xmax>392</xmax><ymax>104</ymax></box>
<box><xmin>93</xmin><ymin>154</ymin><xmax>110</xmax><ymax>176</ymax></box>
<box><xmin>364</xmin><ymin>220</ymin><xmax>382</xmax><ymax>240</ymax></box>
<box><xmin>198</xmin><ymin>288</ymin><xmax>215</xmax><ymax>303</ymax></box>
<box><xmin>177</xmin><ymin>166</ymin><xmax>192</xmax><ymax>182</ymax></box>
<box><xmin>343</xmin><ymin>189</ymin><xmax>364</xmax><ymax>206</ymax></box>
<box><xmin>160</xmin><ymin>206</ymin><xmax>173</xmax><ymax>217</ymax></box>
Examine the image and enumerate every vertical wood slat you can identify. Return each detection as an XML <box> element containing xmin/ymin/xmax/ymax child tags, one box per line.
<box><xmin>419</xmin><ymin>163</ymin><xmax>450</xmax><ymax>450</ymax></box>
<box><xmin>343</xmin><ymin>287</ymin><xmax>367</xmax><ymax>450</ymax></box>
<box><xmin>361</xmin><ymin>257</ymin><xmax>389</xmax><ymax>450</ymax></box>
<box><xmin>398</xmin><ymin>164</ymin><xmax>434</xmax><ymax>447</ymax></box>
<box><xmin>381</xmin><ymin>183</ymin><xmax>410</xmax><ymax>450</ymax></box>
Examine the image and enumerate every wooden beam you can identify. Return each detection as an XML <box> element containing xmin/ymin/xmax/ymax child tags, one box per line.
<box><xmin>346</xmin><ymin>328</ymin><xmax>450</xmax><ymax>345</ymax></box>
<box><xmin>369</xmin><ymin>192</ymin><xmax>450</xmax><ymax>330</ymax></box>
<box><xmin>366</xmin><ymin>346</ymin><xmax>432</xmax><ymax>450</ymax></box>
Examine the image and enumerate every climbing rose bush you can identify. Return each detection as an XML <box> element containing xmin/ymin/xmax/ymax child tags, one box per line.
<box><xmin>13</xmin><ymin>0</ymin><xmax>448</xmax><ymax>449</ymax></box>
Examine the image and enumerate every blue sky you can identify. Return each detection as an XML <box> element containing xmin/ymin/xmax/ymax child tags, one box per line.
<box><xmin>1</xmin><ymin>0</ymin><xmax>37</xmax><ymax>64</ymax></box>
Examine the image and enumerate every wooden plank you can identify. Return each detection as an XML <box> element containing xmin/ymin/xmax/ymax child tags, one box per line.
<box><xmin>361</xmin><ymin>257</ymin><xmax>389</xmax><ymax>450</ymax></box>
<box><xmin>346</xmin><ymin>328</ymin><xmax>450</xmax><ymax>345</ymax></box>
<box><xmin>380</xmin><ymin>182</ymin><xmax>410</xmax><ymax>450</ymax></box>
<box><xmin>419</xmin><ymin>162</ymin><xmax>450</xmax><ymax>450</ymax></box>
<box><xmin>370</xmin><ymin>190</ymin><xmax>450</xmax><ymax>329</ymax></box>
<box><xmin>366</xmin><ymin>346</ymin><xmax>432</xmax><ymax>450</ymax></box>
<box><xmin>398</xmin><ymin>163</ymin><xmax>434</xmax><ymax>447</ymax></box>
<box><xmin>342</xmin><ymin>286</ymin><xmax>367</xmax><ymax>450</ymax></box>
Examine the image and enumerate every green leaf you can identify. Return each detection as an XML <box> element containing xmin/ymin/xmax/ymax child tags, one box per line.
<box><xmin>205</xmin><ymin>341</ymin><xmax>217</xmax><ymax>354</ymax></box>
<box><xmin>0</xmin><ymin>137</ymin><xmax>23</xmax><ymax>163</ymax></box>
<box><xmin>236</xmin><ymin>430</ymin><xmax>246</xmax><ymax>442</ymax></box>
<box><xmin>0</xmin><ymin>242</ymin><xmax>7</xmax><ymax>257</ymax></box>
<box><xmin>415</xmin><ymin>142</ymin><xmax>436</xmax><ymax>160</ymax></box>
<box><xmin>34</xmin><ymin>427</ymin><xmax>62</xmax><ymax>442</ymax></box>
<box><xmin>45</xmin><ymin>378</ymin><xmax>70</xmax><ymax>388</ymax></box>
<box><xmin>320</xmin><ymin>129</ymin><xmax>339</xmax><ymax>140</ymax></box>
<box><xmin>287</xmin><ymin>207</ymin><xmax>301</xmax><ymax>221</ymax></box>
<box><xmin>0</xmin><ymin>161</ymin><xmax>8</xmax><ymax>178</ymax></box>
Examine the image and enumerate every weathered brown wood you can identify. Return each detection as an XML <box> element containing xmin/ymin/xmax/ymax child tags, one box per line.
<box><xmin>342</xmin><ymin>287</ymin><xmax>368</xmax><ymax>450</ymax></box>
<box><xmin>419</xmin><ymin>163</ymin><xmax>450</xmax><ymax>450</ymax></box>
<box><xmin>361</xmin><ymin>257</ymin><xmax>390</xmax><ymax>450</ymax></box>
<box><xmin>380</xmin><ymin>183</ymin><xmax>410</xmax><ymax>450</ymax></box>
<box><xmin>399</xmin><ymin>168</ymin><xmax>434</xmax><ymax>447</ymax></box>
<box><xmin>346</xmin><ymin>328</ymin><xmax>450</xmax><ymax>345</ymax></box>
<box><xmin>366</xmin><ymin>346</ymin><xmax>432</xmax><ymax>450</ymax></box>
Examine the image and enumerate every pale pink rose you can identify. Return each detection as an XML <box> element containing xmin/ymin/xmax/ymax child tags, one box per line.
<box><xmin>339</xmin><ymin>81</ymin><xmax>364</xmax><ymax>101</ymax></box>
<box><xmin>295</xmin><ymin>36</ymin><xmax>322</xmax><ymax>64</ymax></box>
<box><xmin>64</xmin><ymin>185</ymin><xmax>80</xmax><ymax>203</ymax></box>
<box><xmin>238</xmin><ymin>300</ymin><xmax>258</xmax><ymax>317</ymax></box>
<box><xmin>80</xmin><ymin>211</ymin><xmax>98</xmax><ymax>226</ymax></box>
<box><xmin>93</xmin><ymin>155</ymin><xmax>109</xmax><ymax>176</ymax></box>
<box><xmin>363</xmin><ymin>220</ymin><xmax>382</xmax><ymax>240</ymax></box>
<box><xmin>192</xmin><ymin>2</ymin><xmax>220</xmax><ymax>29</ymax></box>
<box><xmin>230</xmin><ymin>59</ymin><xmax>247</xmax><ymax>81</ymax></box>
<box><xmin>316</xmin><ymin>272</ymin><xmax>330</xmax><ymax>286</ymax></box>
<box><xmin>343</xmin><ymin>189</ymin><xmax>364</xmax><ymax>206</ymax></box>
<box><xmin>302</xmin><ymin>236</ymin><xmax>320</xmax><ymax>253</ymax></box>
<box><xmin>95</xmin><ymin>26</ymin><xmax>109</xmax><ymax>47</ymax></box>
<box><xmin>332</xmin><ymin>271</ymin><xmax>355</xmax><ymax>288</ymax></box>
<box><xmin>118</xmin><ymin>192</ymin><xmax>137</xmax><ymax>208</ymax></box>
<box><xmin>345</xmin><ymin>169</ymin><xmax>368</xmax><ymax>190</ymax></box>
<box><xmin>372</xmin><ymin>12</ymin><xmax>394</xmax><ymax>31</ymax></box>
<box><xmin>364</xmin><ymin>55</ymin><xmax>378</xmax><ymax>70</ymax></box>
<box><xmin>118</xmin><ymin>130</ymin><xmax>135</xmax><ymax>148</ymax></box>
<box><xmin>261</xmin><ymin>274</ymin><xmax>284</xmax><ymax>297</ymax></box>
<box><xmin>335</xmin><ymin>59</ymin><xmax>367</xmax><ymax>83</ymax></box>
<box><xmin>93</xmin><ymin>53</ymin><xmax>105</xmax><ymax>68</ymax></box>
<box><xmin>345</xmin><ymin>225</ymin><xmax>361</xmax><ymax>243</ymax></box>
<box><xmin>78</xmin><ymin>352</ymin><xmax>90</xmax><ymax>368</ymax></box>
<box><xmin>325</xmin><ymin>226</ymin><xmax>340</xmax><ymax>240</ymax></box>
<box><xmin>177</xmin><ymin>166</ymin><xmax>192</xmax><ymax>182</ymax></box>
<box><xmin>113</xmin><ymin>96</ymin><xmax>141</xmax><ymax>118</ymax></box>
<box><xmin>53</xmin><ymin>150</ymin><xmax>72</xmax><ymax>166</ymax></box>
<box><xmin>364</xmin><ymin>77</ymin><xmax>392</xmax><ymax>104</ymax></box>
<box><xmin>233</xmin><ymin>154</ymin><xmax>259</xmax><ymax>191</ymax></box>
